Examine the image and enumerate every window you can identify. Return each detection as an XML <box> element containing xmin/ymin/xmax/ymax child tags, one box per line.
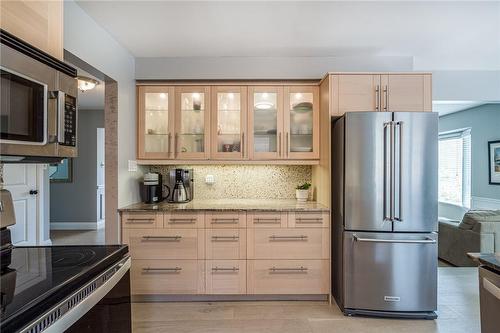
<box><xmin>438</xmin><ymin>128</ymin><xmax>471</xmax><ymax>208</ymax></box>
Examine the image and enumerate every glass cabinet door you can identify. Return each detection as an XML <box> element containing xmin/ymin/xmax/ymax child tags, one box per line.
<box><xmin>211</xmin><ymin>86</ymin><xmax>247</xmax><ymax>159</ymax></box>
<box><xmin>248</xmin><ymin>86</ymin><xmax>284</xmax><ymax>160</ymax></box>
<box><xmin>137</xmin><ymin>86</ymin><xmax>174</xmax><ymax>159</ymax></box>
<box><xmin>175</xmin><ymin>86</ymin><xmax>210</xmax><ymax>159</ymax></box>
<box><xmin>284</xmin><ymin>86</ymin><xmax>319</xmax><ymax>159</ymax></box>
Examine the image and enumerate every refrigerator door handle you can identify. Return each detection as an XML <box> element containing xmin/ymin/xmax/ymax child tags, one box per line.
<box><xmin>383</xmin><ymin>121</ymin><xmax>393</xmax><ymax>221</ymax></box>
<box><xmin>394</xmin><ymin>121</ymin><xmax>403</xmax><ymax>222</ymax></box>
<box><xmin>353</xmin><ymin>234</ymin><xmax>436</xmax><ymax>244</ymax></box>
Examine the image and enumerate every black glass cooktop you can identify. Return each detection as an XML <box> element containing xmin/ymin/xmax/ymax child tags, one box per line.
<box><xmin>0</xmin><ymin>245</ymin><xmax>128</xmax><ymax>331</ymax></box>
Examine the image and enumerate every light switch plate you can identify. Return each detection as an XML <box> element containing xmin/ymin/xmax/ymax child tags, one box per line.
<box><xmin>205</xmin><ymin>174</ymin><xmax>215</xmax><ymax>185</ymax></box>
<box><xmin>128</xmin><ymin>160</ymin><xmax>138</xmax><ymax>172</ymax></box>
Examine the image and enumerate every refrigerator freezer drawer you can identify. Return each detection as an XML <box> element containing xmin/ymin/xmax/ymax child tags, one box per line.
<box><xmin>343</xmin><ymin>231</ymin><xmax>437</xmax><ymax>313</ymax></box>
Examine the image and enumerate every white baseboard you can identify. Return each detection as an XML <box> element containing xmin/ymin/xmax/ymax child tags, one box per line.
<box><xmin>97</xmin><ymin>219</ymin><xmax>105</xmax><ymax>230</ymax></box>
<box><xmin>471</xmin><ymin>196</ymin><xmax>500</xmax><ymax>210</ymax></box>
<box><xmin>51</xmin><ymin>222</ymin><xmax>100</xmax><ymax>230</ymax></box>
<box><xmin>39</xmin><ymin>239</ymin><xmax>52</xmax><ymax>246</ymax></box>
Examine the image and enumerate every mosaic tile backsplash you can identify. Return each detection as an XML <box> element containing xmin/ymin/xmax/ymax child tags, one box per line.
<box><xmin>147</xmin><ymin>165</ymin><xmax>312</xmax><ymax>199</ymax></box>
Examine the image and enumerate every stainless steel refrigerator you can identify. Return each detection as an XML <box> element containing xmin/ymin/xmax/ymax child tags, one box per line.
<box><xmin>332</xmin><ymin>111</ymin><xmax>438</xmax><ymax>319</ymax></box>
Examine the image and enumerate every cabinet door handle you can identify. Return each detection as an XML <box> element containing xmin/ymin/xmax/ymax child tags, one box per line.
<box><xmin>269</xmin><ymin>266</ymin><xmax>308</xmax><ymax>273</ymax></box>
<box><xmin>241</xmin><ymin>132</ymin><xmax>245</xmax><ymax>157</ymax></box>
<box><xmin>212</xmin><ymin>267</ymin><xmax>239</xmax><ymax>272</ymax></box>
<box><xmin>286</xmin><ymin>132</ymin><xmax>289</xmax><ymax>157</ymax></box>
<box><xmin>269</xmin><ymin>235</ymin><xmax>308</xmax><ymax>241</ymax></box>
<box><xmin>174</xmin><ymin>133</ymin><xmax>179</xmax><ymax>155</ymax></box>
<box><xmin>167</xmin><ymin>132</ymin><xmax>171</xmax><ymax>154</ymax></box>
<box><xmin>211</xmin><ymin>218</ymin><xmax>239</xmax><ymax>224</ymax></box>
<box><xmin>254</xmin><ymin>218</ymin><xmax>281</xmax><ymax>224</ymax></box>
<box><xmin>278</xmin><ymin>132</ymin><xmax>282</xmax><ymax>156</ymax></box>
<box><xmin>126</xmin><ymin>218</ymin><xmax>155</xmax><ymax>223</ymax></box>
<box><xmin>211</xmin><ymin>235</ymin><xmax>239</xmax><ymax>241</ymax></box>
<box><xmin>143</xmin><ymin>267</ymin><xmax>182</xmax><ymax>273</ymax></box>
<box><xmin>375</xmin><ymin>85</ymin><xmax>380</xmax><ymax>111</ymax></box>
<box><xmin>142</xmin><ymin>235</ymin><xmax>181</xmax><ymax>241</ymax></box>
<box><xmin>168</xmin><ymin>218</ymin><xmax>196</xmax><ymax>224</ymax></box>
<box><xmin>383</xmin><ymin>85</ymin><xmax>388</xmax><ymax>111</ymax></box>
<box><xmin>296</xmin><ymin>218</ymin><xmax>323</xmax><ymax>224</ymax></box>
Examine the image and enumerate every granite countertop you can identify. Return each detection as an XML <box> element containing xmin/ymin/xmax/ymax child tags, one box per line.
<box><xmin>477</xmin><ymin>253</ymin><xmax>500</xmax><ymax>273</ymax></box>
<box><xmin>118</xmin><ymin>199</ymin><xmax>329</xmax><ymax>212</ymax></box>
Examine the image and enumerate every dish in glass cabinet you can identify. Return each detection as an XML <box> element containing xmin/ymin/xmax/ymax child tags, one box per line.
<box><xmin>292</xmin><ymin>102</ymin><xmax>313</xmax><ymax>113</ymax></box>
<box><xmin>293</xmin><ymin>147</ymin><xmax>313</xmax><ymax>152</ymax></box>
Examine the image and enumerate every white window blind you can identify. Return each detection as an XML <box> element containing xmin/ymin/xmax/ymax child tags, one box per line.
<box><xmin>438</xmin><ymin>128</ymin><xmax>471</xmax><ymax>208</ymax></box>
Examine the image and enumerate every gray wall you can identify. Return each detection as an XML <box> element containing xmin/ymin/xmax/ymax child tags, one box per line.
<box><xmin>50</xmin><ymin>110</ymin><xmax>104</xmax><ymax>224</ymax></box>
<box><xmin>439</xmin><ymin>104</ymin><xmax>500</xmax><ymax>201</ymax></box>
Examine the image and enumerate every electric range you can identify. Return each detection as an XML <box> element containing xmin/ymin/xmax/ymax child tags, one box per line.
<box><xmin>0</xmin><ymin>245</ymin><xmax>131</xmax><ymax>333</ymax></box>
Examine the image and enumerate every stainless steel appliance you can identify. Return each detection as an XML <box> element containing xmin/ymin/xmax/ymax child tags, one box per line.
<box><xmin>0</xmin><ymin>29</ymin><xmax>78</xmax><ymax>163</ymax></box>
<box><xmin>166</xmin><ymin>168</ymin><xmax>193</xmax><ymax>203</ymax></box>
<box><xmin>332</xmin><ymin>111</ymin><xmax>438</xmax><ymax>319</ymax></box>
<box><xmin>141</xmin><ymin>172</ymin><xmax>164</xmax><ymax>204</ymax></box>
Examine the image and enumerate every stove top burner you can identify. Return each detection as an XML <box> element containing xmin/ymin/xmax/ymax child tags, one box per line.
<box><xmin>51</xmin><ymin>248</ymin><xmax>97</xmax><ymax>271</ymax></box>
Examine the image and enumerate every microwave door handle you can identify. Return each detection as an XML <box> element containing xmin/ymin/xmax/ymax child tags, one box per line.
<box><xmin>57</xmin><ymin>91</ymin><xmax>65</xmax><ymax>144</ymax></box>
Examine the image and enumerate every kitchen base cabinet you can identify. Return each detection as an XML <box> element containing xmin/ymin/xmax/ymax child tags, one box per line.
<box><xmin>131</xmin><ymin>259</ymin><xmax>205</xmax><ymax>295</ymax></box>
<box><xmin>206</xmin><ymin>229</ymin><xmax>246</xmax><ymax>259</ymax></box>
<box><xmin>206</xmin><ymin>260</ymin><xmax>247</xmax><ymax>294</ymax></box>
<box><xmin>247</xmin><ymin>260</ymin><xmax>329</xmax><ymax>294</ymax></box>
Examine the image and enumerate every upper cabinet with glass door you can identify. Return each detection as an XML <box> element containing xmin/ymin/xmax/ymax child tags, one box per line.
<box><xmin>175</xmin><ymin>86</ymin><xmax>210</xmax><ymax>159</ymax></box>
<box><xmin>211</xmin><ymin>86</ymin><xmax>247</xmax><ymax>160</ymax></box>
<box><xmin>248</xmin><ymin>86</ymin><xmax>284</xmax><ymax>160</ymax></box>
<box><xmin>284</xmin><ymin>86</ymin><xmax>319</xmax><ymax>159</ymax></box>
<box><xmin>137</xmin><ymin>86</ymin><xmax>175</xmax><ymax>159</ymax></box>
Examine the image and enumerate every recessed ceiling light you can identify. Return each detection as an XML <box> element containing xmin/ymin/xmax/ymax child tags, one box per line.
<box><xmin>255</xmin><ymin>101</ymin><xmax>274</xmax><ymax>110</ymax></box>
<box><xmin>192</xmin><ymin>93</ymin><xmax>200</xmax><ymax>100</ymax></box>
<box><xmin>228</xmin><ymin>93</ymin><xmax>234</xmax><ymax>100</ymax></box>
<box><xmin>295</xmin><ymin>93</ymin><xmax>302</xmax><ymax>99</ymax></box>
<box><xmin>159</xmin><ymin>93</ymin><xmax>167</xmax><ymax>99</ymax></box>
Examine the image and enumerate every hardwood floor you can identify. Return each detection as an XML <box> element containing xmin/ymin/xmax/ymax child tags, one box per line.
<box><xmin>50</xmin><ymin>229</ymin><xmax>105</xmax><ymax>245</ymax></box>
<box><xmin>132</xmin><ymin>267</ymin><xmax>480</xmax><ymax>333</ymax></box>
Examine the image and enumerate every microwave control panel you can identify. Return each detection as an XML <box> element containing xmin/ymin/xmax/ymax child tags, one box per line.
<box><xmin>63</xmin><ymin>95</ymin><xmax>77</xmax><ymax>147</ymax></box>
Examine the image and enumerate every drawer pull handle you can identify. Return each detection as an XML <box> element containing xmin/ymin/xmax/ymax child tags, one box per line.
<box><xmin>212</xmin><ymin>235</ymin><xmax>239</xmax><ymax>241</ymax></box>
<box><xmin>143</xmin><ymin>267</ymin><xmax>182</xmax><ymax>273</ymax></box>
<box><xmin>254</xmin><ymin>218</ymin><xmax>281</xmax><ymax>224</ymax></box>
<box><xmin>211</xmin><ymin>218</ymin><xmax>239</xmax><ymax>224</ymax></box>
<box><xmin>269</xmin><ymin>235</ymin><xmax>308</xmax><ymax>241</ymax></box>
<box><xmin>212</xmin><ymin>267</ymin><xmax>239</xmax><ymax>272</ymax></box>
<box><xmin>126</xmin><ymin>218</ymin><xmax>155</xmax><ymax>223</ymax></box>
<box><xmin>168</xmin><ymin>218</ymin><xmax>196</xmax><ymax>224</ymax></box>
<box><xmin>142</xmin><ymin>236</ymin><xmax>182</xmax><ymax>241</ymax></box>
<box><xmin>296</xmin><ymin>218</ymin><xmax>323</xmax><ymax>223</ymax></box>
<box><xmin>269</xmin><ymin>266</ymin><xmax>308</xmax><ymax>273</ymax></box>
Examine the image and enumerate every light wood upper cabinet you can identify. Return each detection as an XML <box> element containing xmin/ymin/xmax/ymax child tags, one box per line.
<box><xmin>380</xmin><ymin>74</ymin><xmax>432</xmax><ymax>112</ymax></box>
<box><xmin>331</xmin><ymin>73</ymin><xmax>432</xmax><ymax>116</ymax></box>
<box><xmin>332</xmin><ymin>75</ymin><xmax>381</xmax><ymax>115</ymax></box>
<box><xmin>175</xmin><ymin>86</ymin><xmax>211</xmax><ymax>159</ymax></box>
<box><xmin>248</xmin><ymin>86</ymin><xmax>284</xmax><ymax>160</ymax></box>
<box><xmin>284</xmin><ymin>86</ymin><xmax>320</xmax><ymax>159</ymax></box>
<box><xmin>0</xmin><ymin>0</ymin><xmax>63</xmax><ymax>60</ymax></box>
<box><xmin>210</xmin><ymin>86</ymin><xmax>248</xmax><ymax>160</ymax></box>
<box><xmin>137</xmin><ymin>86</ymin><xmax>175</xmax><ymax>159</ymax></box>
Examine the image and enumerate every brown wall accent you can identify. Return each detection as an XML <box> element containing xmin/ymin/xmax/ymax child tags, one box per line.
<box><xmin>105</xmin><ymin>81</ymin><xmax>119</xmax><ymax>243</ymax></box>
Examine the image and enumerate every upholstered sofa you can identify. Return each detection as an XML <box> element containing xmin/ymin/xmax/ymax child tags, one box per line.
<box><xmin>438</xmin><ymin>209</ymin><xmax>500</xmax><ymax>266</ymax></box>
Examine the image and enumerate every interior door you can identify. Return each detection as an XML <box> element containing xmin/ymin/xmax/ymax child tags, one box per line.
<box><xmin>2</xmin><ymin>164</ymin><xmax>38</xmax><ymax>245</ymax></box>
<box><xmin>344</xmin><ymin>231</ymin><xmax>437</xmax><ymax>312</ymax></box>
<box><xmin>344</xmin><ymin>112</ymin><xmax>392</xmax><ymax>231</ymax></box>
<box><xmin>332</xmin><ymin>75</ymin><xmax>381</xmax><ymax>116</ymax></box>
<box><xmin>393</xmin><ymin>112</ymin><xmax>438</xmax><ymax>232</ymax></box>
<box><xmin>381</xmin><ymin>75</ymin><xmax>432</xmax><ymax>112</ymax></box>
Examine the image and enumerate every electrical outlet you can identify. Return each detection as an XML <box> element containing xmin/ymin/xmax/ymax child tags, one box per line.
<box><xmin>128</xmin><ymin>160</ymin><xmax>138</xmax><ymax>172</ymax></box>
<box><xmin>205</xmin><ymin>174</ymin><xmax>215</xmax><ymax>185</ymax></box>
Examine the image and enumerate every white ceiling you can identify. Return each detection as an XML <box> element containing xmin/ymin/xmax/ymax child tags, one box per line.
<box><xmin>76</xmin><ymin>1</ymin><xmax>500</xmax><ymax>70</ymax></box>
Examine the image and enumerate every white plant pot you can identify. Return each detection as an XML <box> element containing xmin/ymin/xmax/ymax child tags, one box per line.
<box><xmin>295</xmin><ymin>189</ymin><xmax>309</xmax><ymax>202</ymax></box>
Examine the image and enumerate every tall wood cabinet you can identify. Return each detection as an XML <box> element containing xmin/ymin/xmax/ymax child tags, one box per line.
<box><xmin>0</xmin><ymin>0</ymin><xmax>63</xmax><ymax>60</ymax></box>
<box><xmin>330</xmin><ymin>73</ymin><xmax>432</xmax><ymax>116</ymax></box>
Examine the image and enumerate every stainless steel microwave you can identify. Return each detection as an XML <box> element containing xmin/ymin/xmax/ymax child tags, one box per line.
<box><xmin>0</xmin><ymin>29</ymin><xmax>78</xmax><ymax>163</ymax></box>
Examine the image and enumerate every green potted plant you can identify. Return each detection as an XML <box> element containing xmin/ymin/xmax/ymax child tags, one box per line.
<box><xmin>295</xmin><ymin>182</ymin><xmax>311</xmax><ymax>202</ymax></box>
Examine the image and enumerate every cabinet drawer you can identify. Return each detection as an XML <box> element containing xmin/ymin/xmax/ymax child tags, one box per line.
<box><xmin>206</xmin><ymin>229</ymin><xmax>246</xmax><ymax>259</ymax></box>
<box><xmin>122</xmin><ymin>229</ymin><xmax>204</xmax><ymax>259</ymax></box>
<box><xmin>205</xmin><ymin>211</ymin><xmax>246</xmax><ymax>228</ymax></box>
<box><xmin>247</xmin><ymin>212</ymin><xmax>287</xmax><ymax>228</ymax></box>
<box><xmin>206</xmin><ymin>260</ymin><xmax>246</xmax><ymax>294</ymax></box>
<box><xmin>121</xmin><ymin>212</ymin><xmax>162</xmax><ymax>229</ymax></box>
<box><xmin>288</xmin><ymin>212</ymin><xmax>329</xmax><ymax>228</ymax></box>
<box><xmin>247</xmin><ymin>260</ymin><xmax>329</xmax><ymax>294</ymax></box>
<box><xmin>164</xmin><ymin>212</ymin><xmax>204</xmax><ymax>228</ymax></box>
<box><xmin>247</xmin><ymin>228</ymin><xmax>329</xmax><ymax>259</ymax></box>
<box><xmin>131</xmin><ymin>259</ymin><xmax>205</xmax><ymax>295</ymax></box>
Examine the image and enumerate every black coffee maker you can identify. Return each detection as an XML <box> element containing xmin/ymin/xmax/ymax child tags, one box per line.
<box><xmin>141</xmin><ymin>172</ymin><xmax>164</xmax><ymax>204</ymax></box>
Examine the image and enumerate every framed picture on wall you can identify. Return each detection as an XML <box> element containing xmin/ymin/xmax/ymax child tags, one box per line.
<box><xmin>49</xmin><ymin>158</ymin><xmax>73</xmax><ymax>183</ymax></box>
<box><xmin>488</xmin><ymin>140</ymin><xmax>500</xmax><ymax>185</ymax></box>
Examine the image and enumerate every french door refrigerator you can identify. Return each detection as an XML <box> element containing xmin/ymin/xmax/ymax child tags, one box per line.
<box><xmin>331</xmin><ymin>111</ymin><xmax>438</xmax><ymax>319</ymax></box>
